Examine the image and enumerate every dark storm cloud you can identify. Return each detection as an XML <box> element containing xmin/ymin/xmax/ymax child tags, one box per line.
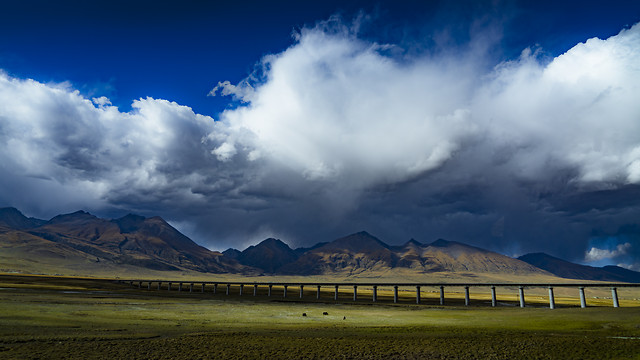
<box><xmin>1</xmin><ymin>18</ymin><xmax>639</xmax><ymax>271</ymax></box>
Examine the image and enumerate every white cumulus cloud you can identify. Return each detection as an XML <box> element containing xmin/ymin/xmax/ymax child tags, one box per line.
<box><xmin>215</xmin><ymin>21</ymin><xmax>640</xmax><ymax>190</ymax></box>
<box><xmin>586</xmin><ymin>242</ymin><xmax>632</xmax><ymax>262</ymax></box>
<box><xmin>1</xmin><ymin>19</ymin><xmax>640</xmax><ymax>254</ymax></box>
<box><xmin>0</xmin><ymin>71</ymin><xmax>224</xmax><ymax>215</ymax></box>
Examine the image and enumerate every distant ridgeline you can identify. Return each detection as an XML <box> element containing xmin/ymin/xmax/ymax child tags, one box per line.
<box><xmin>1</xmin><ymin>207</ymin><xmax>639</xmax><ymax>283</ymax></box>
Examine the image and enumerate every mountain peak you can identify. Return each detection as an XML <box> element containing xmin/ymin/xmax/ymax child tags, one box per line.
<box><xmin>117</xmin><ymin>213</ymin><xmax>145</xmax><ymax>221</ymax></box>
<box><xmin>0</xmin><ymin>207</ymin><xmax>22</xmax><ymax>215</ymax></box>
<box><xmin>241</xmin><ymin>237</ymin><xmax>295</xmax><ymax>254</ymax></box>
<box><xmin>318</xmin><ymin>231</ymin><xmax>390</xmax><ymax>253</ymax></box>
<box><xmin>0</xmin><ymin>207</ymin><xmax>251</xmax><ymax>274</ymax></box>
<box><xmin>428</xmin><ymin>239</ymin><xmax>479</xmax><ymax>249</ymax></box>
<box><xmin>404</xmin><ymin>239</ymin><xmax>423</xmax><ymax>247</ymax></box>
<box><xmin>0</xmin><ymin>207</ymin><xmax>45</xmax><ymax>229</ymax></box>
<box><xmin>112</xmin><ymin>214</ymin><xmax>146</xmax><ymax>233</ymax></box>
<box><xmin>257</xmin><ymin>238</ymin><xmax>290</xmax><ymax>248</ymax></box>
<box><xmin>238</xmin><ymin>237</ymin><xmax>298</xmax><ymax>273</ymax></box>
<box><xmin>222</xmin><ymin>248</ymin><xmax>241</xmax><ymax>259</ymax></box>
<box><xmin>429</xmin><ymin>239</ymin><xmax>452</xmax><ymax>247</ymax></box>
<box><xmin>48</xmin><ymin>210</ymin><xmax>97</xmax><ymax>224</ymax></box>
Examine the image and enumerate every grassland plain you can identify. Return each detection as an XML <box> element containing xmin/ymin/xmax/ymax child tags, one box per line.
<box><xmin>0</xmin><ymin>275</ymin><xmax>639</xmax><ymax>359</ymax></box>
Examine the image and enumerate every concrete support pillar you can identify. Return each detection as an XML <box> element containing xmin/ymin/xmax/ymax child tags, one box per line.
<box><xmin>239</xmin><ymin>284</ymin><xmax>244</xmax><ymax>296</ymax></box>
<box><xmin>372</xmin><ymin>286</ymin><xmax>378</xmax><ymax>302</ymax></box>
<box><xmin>130</xmin><ymin>281</ymin><xmax>133</xmax><ymax>286</ymax></box>
<box><xmin>334</xmin><ymin>285</ymin><xmax>339</xmax><ymax>301</ymax></box>
<box><xmin>439</xmin><ymin>286</ymin><xmax>445</xmax><ymax>306</ymax></box>
<box><xmin>158</xmin><ymin>282</ymin><xmax>162</xmax><ymax>291</ymax></box>
<box><xmin>178</xmin><ymin>283</ymin><xmax>182</xmax><ymax>292</ymax></box>
<box><xmin>189</xmin><ymin>283</ymin><xmax>193</xmax><ymax>293</ymax></box>
<box><xmin>491</xmin><ymin>286</ymin><xmax>496</xmax><ymax>307</ymax></box>
<box><xmin>548</xmin><ymin>287</ymin><xmax>555</xmax><ymax>310</ymax></box>
<box><xmin>416</xmin><ymin>286</ymin><xmax>421</xmax><ymax>304</ymax></box>
<box><xmin>300</xmin><ymin>285</ymin><xmax>304</xmax><ymax>299</ymax></box>
<box><xmin>268</xmin><ymin>284</ymin><xmax>272</xmax><ymax>297</ymax></box>
<box><xmin>148</xmin><ymin>282</ymin><xmax>151</xmax><ymax>290</ymax></box>
<box><xmin>353</xmin><ymin>285</ymin><xmax>358</xmax><ymax>301</ymax></box>
<box><xmin>465</xmin><ymin>286</ymin><xmax>470</xmax><ymax>306</ymax></box>
<box><xmin>317</xmin><ymin>285</ymin><xmax>321</xmax><ymax>300</ymax></box>
<box><xmin>213</xmin><ymin>283</ymin><xmax>218</xmax><ymax>294</ymax></box>
<box><xmin>519</xmin><ymin>286</ymin><xmax>525</xmax><ymax>308</ymax></box>
<box><xmin>283</xmin><ymin>285</ymin><xmax>288</xmax><ymax>298</ymax></box>
<box><xmin>225</xmin><ymin>283</ymin><xmax>230</xmax><ymax>295</ymax></box>
<box><xmin>201</xmin><ymin>283</ymin><xmax>205</xmax><ymax>293</ymax></box>
<box><xmin>612</xmin><ymin>287</ymin><xmax>619</xmax><ymax>308</ymax></box>
<box><xmin>579</xmin><ymin>287</ymin><xmax>586</xmax><ymax>308</ymax></box>
<box><xmin>394</xmin><ymin>285</ymin><xmax>399</xmax><ymax>304</ymax></box>
<box><xmin>138</xmin><ymin>281</ymin><xmax>142</xmax><ymax>289</ymax></box>
<box><xmin>168</xmin><ymin>282</ymin><xmax>172</xmax><ymax>291</ymax></box>
<box><xmin>253</xmin><ymin>284</ymin><xmax>258</xmax><ymax>296</ymax></box>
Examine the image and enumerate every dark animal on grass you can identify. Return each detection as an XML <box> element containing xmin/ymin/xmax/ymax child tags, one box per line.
<box><xmin>302</xmin><ymin>313</ymin><xmax>307</xmax><ymax>317</ymax></box>
<box><xmin>323</xmin><ymin>312</ymin><xmax>329</xmax><ymax>315</ymax></box>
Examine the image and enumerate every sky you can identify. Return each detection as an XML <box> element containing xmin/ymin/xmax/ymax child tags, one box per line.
<box><xmin>1</xmin><ymin>0</ymin><xmax>640</xmax><ymax>270</ymax></box>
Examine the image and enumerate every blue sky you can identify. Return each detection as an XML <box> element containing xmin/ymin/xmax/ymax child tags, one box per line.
<box><xmin>2</xmin><ymin>0</ymin><xmax>638</xmax><ymax>115</ymax></box>
<box><xmin>1</xmin><ymin>0</ymin><xmax>640</xmax><ymax>269</ymax></box>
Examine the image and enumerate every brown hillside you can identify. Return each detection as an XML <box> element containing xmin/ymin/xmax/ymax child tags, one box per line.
<box><xmin>0</xmin><ymin>208</ymin><xmax>251</xmax><ymax>275</ymax></box>
<box><xmin>280</xmin><ymin>232</ymin><xmax>399</xmax><ymax>275</ymax></box>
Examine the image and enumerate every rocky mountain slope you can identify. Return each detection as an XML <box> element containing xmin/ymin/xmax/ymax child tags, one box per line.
<box><xmin>0</xmin><ymin>207</ymin><xmax>46</xmax><ymax>229</ymax></box>
<box><xmin>393</xmin><ymin>238</ymin><xmax>548</xmax><ymax>274</ymax></box>
<box><xmin>0</xmin><ymin>207</ymin><xmax>248</xmax><ymax>274</ymax></box>
<box><xmin>233</xmin><ymin>238</ymin><xmax>299</xmax><ymax>273</ymax></box>
<box><xmin>279</xmin><ymin>231</ymin><xmax>398</xmax><ymax>275</ymax></box>
<box><xmin>3</xmin><ymin>207</ymin><xmax>639</xmax><ymax>282</ymax></box>
<box><xmin>518</xmin><ymin>252</ymin><xmax>640</xmax><ymax>283</ymax></box>
<box><xmin>230</xmin><ymin>231</ymin><xmax>551</xmax><ymax>277</ymax></box>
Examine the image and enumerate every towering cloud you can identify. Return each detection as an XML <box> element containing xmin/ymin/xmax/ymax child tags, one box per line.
<box><xmin>1</xmin><ymin>19</ymin><xmax>639</xmax><ymax>269</ymax></box>
<box><xmin>213</xmin><ymin>21</ymin><xmax>640</xmax><ymax>187</ymax></box>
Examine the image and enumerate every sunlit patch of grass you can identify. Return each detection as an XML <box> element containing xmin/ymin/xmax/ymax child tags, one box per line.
<box><xmin>1</xmin><ymin>275</ymin><xmax>639</xmax><ymax>359</ymax></box>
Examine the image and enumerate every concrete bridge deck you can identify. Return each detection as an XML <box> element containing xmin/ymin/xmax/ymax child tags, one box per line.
<box><xmin>119</xmin><ymin>280</ymin><xmax>640</xmax><ymax>309</ymax></box>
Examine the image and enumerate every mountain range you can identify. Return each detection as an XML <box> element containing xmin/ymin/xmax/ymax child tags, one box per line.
<box><xmin>1</xmin><ymin>207</ymin><xmax>639</xmax><ymax>282</ymax></box>
<box><xmin>0</xmin><ymin>207</ymin><xmax>247</xmax><ymax>274</ymax></box>
<box><xmin>518</xmin><ymin>252</ymin><xmax>640</xmax><ymax>283</ymax></box>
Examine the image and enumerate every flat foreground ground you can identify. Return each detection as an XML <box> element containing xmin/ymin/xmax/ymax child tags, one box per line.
<box><xmin>0</xmin><ymin>275</ymin><xmax>639</xmax><ymax>359</ymax></box>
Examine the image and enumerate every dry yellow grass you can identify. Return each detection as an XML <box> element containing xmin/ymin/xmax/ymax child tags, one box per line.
<box><xmin>1</xmin><ymin>274</ymin><xmax>639</xmax><ymax>359</ymax></box>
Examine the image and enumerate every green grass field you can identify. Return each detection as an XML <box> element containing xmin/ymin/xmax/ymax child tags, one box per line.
<box><xmin>0</xmin><ymin>275</ymin><xmax>639</xmax><ymax>359</ymax></box>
